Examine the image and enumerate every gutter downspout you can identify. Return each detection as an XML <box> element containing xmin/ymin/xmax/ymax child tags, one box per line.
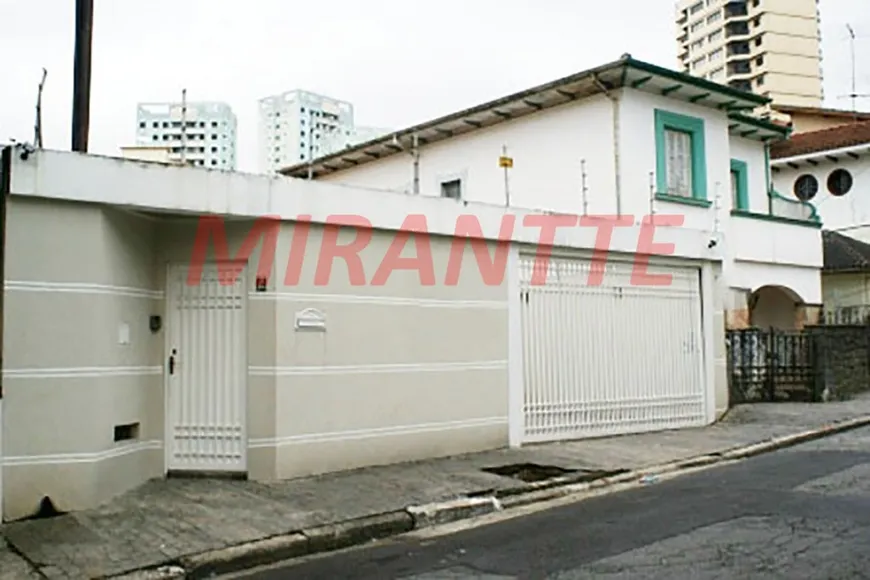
<box><xmin>764</xmin><ymin>141</ymin><xmax>772</xmax><ymax>214</ymax></box>
<box><xmin>392</xmin><ymin>133</ymin><xmax>421</xmax><ymax>195</ymax></box>
<box><xmin>593</xmin><ymin>74</ymin><xmax>622</xmax><ymax>216</ymax></box>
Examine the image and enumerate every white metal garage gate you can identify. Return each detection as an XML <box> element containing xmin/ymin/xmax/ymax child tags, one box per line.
<box><xmin>518</xmin><ymin>254</ymin><xmax>706</xmax><ymax>444</ymax></box>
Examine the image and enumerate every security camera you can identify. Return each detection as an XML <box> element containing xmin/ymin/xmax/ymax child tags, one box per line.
<box><xmin>18</xmin><ymin>142</ymin><xmax>35</xmax><ymax>161</ymax></box>
<box><xmin>707</xmin><ymin>238</ymin><xmax>718</xmax><ymax>249</ymax></box>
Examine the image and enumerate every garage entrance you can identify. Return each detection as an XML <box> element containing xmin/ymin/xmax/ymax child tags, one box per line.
<box><xmin>518</xmin><ymin>254</ymin><xmax>707</xmax><ymax>444</ymax></box>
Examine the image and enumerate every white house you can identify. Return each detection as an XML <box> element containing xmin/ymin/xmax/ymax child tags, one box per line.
<box><xmin>281</xmin><ymin>54</ymin><xmax>824</xmax><ymax>331</ymax></box>
<box><xmin>0</xmin><ymin>142</ymin><xmax>728</xmax><ymax>522</ymax></box>
<box><xmin>770</xmin><ymin>120</ymin><xmax>870</xmax><ymax>315</ymax></box>
<box><xmin>770</xmin><ymin>120</ymin><xmax>870</xmax><ymax>240</ymax></box>
<box><xmin>0</xmin><ymin>55</ymin><xmax>820</xmax><ymax>522</ymax></box>
<box><xmin>819</xmin><ymin>230</ymin><xmax>870</xmax><ymax>319</ymax></box>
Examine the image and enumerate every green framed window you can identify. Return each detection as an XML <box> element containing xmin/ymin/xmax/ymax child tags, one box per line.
<box><xmin>730</xmin><ymin>159</ymin><xmax>749</xmax><ymax>210</ymax></box>
<box><xmin>654</xmin><ymin>109</ymin><xmax>709</xmax><ymax>206</ymax></box>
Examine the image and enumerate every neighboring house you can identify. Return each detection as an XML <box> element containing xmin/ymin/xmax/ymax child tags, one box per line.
<box><xmin>820</xmin><ymin>230</ymin><xmax>870</xmax><ymax>322</ymax></box>
<box><xmin>770</xmin><ymin>120</ymin><xmax>870</xmax><ymax>242</ymax></box>
<box><xmin>281</xmin><ymin>54</ymin><xmax>822</xmax><ymax>332</ymax></box>
<box><xmin>766</xmin><ymin>105</ymin><xmax>870</xmax><ymax>135</ymax></box>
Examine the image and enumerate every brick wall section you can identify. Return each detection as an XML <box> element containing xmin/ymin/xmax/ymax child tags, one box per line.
<box><xmin>796</xmin><ymin>304</ymin><xmax>822</xmax><ymax>329</ymax></box>
<box><xmin>807</xmin><ymin>325</ymin><xmax>870</xmax><ymax>400</ymax></box>
<box><xmin>726</xmin><ymin>308</ymin><xmax>751</xmax><ymax>330</ymax></box>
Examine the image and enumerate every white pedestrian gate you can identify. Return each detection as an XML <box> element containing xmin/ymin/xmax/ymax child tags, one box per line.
<box><xmin>518</xmin><ymin>254</ymin><xmax>706</xmax><ymax>444</ymax></box>
<box><xmin>165</xmin><ymin>262</ymin><xmax>247</xmax><ymax>473</ymax></box>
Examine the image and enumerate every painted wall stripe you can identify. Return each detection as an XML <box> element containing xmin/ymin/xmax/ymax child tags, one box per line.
<box><xmin>249</xmin><ymin>360</ymin><xmax>508</xmax><ymax>376</ymax></box>
<box><xmin>6</xmin><ymin>281</ymin><xmax>163</xmax><ymax>299</ymax></box>
<box><xmin>2</xmin><ymin>362</ymin><xmax>505</xmax><ymax>379</ymax></box>
<box><xmin>3</xmin><ymin>440</ymin><xmax>162</xmax><ymax>466</ymax></box>
<box><xmin>3</xmin><ymin>282</ymin><xmax>504</xmax><ymax>308</ymax></box>
<box><xmin>4</xmin><ymin>418</ymin><xmax>508</xmax><ymax>465</ymax></box>
<box><xmin>3</xmin><ymin>366</ymin><xmax>162</xmax><ymax>379</ymax></box>
<box><xmin>249</xmin><ymin>291</ymin><xmax>507</xmax><ymax>310</ymax></box>
<box><xmin>248</xmin><ymin>417</ymin><xmax>508</xmax><ymax>448</ymax></box>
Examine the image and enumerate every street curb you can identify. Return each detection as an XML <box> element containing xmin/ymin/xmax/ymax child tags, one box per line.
<box><xmin>719</xmin><ymin>415</ymin><xmax>870</xmax><ymax>460</ymax></box>
<box><xmin>178</xmin><ymin>511</ymin><xmax>415</xmax><ymax>580</ymax></box>
<box><xmin>103</xmin><ymin>414</ymin><xmax>870</xmax><ymax>580</ymax></box>
<box><xmin>407</xmin><ymin>496</ymin><xmax>502</xmax><ymax>529</ymax></box>
<box><xmin>181</xmin><ymin>533</ymin><xmax>309</xmax><ymax>580</ymax></box>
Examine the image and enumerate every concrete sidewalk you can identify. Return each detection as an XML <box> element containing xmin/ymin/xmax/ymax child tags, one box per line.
<box><xmin>4</xmin><ymin>397</ymin><xmax>870</xmax><ymax>580</ymax></box>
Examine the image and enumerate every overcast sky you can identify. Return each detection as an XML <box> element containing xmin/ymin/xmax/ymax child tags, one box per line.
<box><xmin>1</xmin><ymin>0</ymin><xmax>868</xmax><ymax>173</ymax></box>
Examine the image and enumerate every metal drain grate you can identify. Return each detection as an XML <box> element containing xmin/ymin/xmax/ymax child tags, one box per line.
<box><xmin>482</xmin><ymin>463</ymin><xmax>631</xmax><ymax>484</ymax></box>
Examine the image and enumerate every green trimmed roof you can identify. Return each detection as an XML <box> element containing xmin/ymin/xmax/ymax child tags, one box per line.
<box><xmin>281</xmin><ymin>54</ymin><xmax>773</xmax><ymax>179</ymax></box>
<box><xmin>727</xmin><ymin>112</ymin><xmax>791</xmax><ymax>142</ymax></box>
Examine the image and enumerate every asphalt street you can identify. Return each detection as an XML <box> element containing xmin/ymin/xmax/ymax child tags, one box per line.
<box><xmin>231</xmin><ymin>427</ymin><xmax>870</xmax><ymax>579</ymax></box>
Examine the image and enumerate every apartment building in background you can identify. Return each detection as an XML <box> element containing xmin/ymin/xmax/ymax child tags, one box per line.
<box><xmin>258</xmin><ymin>89</ymin><xmax>390</xmax><ymax>173</ymax></box>
<box><xmin>135</xmin><ymin>101</ymin><xmax>238</xmax><ymax>170</ymax></box>
<box><xmin>676</xmin><ymin>0</ymin><xmax>823</xmax><ymax>109</ymax></box>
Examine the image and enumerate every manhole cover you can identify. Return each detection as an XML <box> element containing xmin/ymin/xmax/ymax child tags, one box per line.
<box><xmin>482</xmin><ymin>463</ymin><xmax>577</xmax><ymax>482</ymax></box>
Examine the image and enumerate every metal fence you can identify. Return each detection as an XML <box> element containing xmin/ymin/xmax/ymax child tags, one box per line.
<box><xmin>821</xmin><ymin>305</ymin><xmax>870</xmax><ymax>326</ymax></box>
<box><xmin>726</xmin><ymin>328</ymin><xmax>819</xmax><ymax>404</ymax></box>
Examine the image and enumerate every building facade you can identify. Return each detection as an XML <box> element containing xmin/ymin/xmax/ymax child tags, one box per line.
<box><xmin>258</xmin><ymin>90</ymin><xmax>391</xmax><ymax>174</ymax></box>
<box><xmin>281</xmin><ymin>55</ymin><xmax>823</xmax><ymax>333</ymax></box>
<box><xmin>820</xmin><ymin>230</ymin><xmax>870</xmax><ymax>315</ymax></box>
<box><xmin>136</xmin><ymin>102</ymin><xmax>238</xmax><ymax>170</ymax></box>
<box><xmin>766</xmin><ymin>105</ymin><xmax>870</xmax><ymax>134</ymax></box>
<box><xmin>0</xmin><ymin>56</ymin><xmax>827</xmax><ymax>523</ymax></box>
<box><xmin>770</xmin><ymin>121</ymin><xmax>870</xmax><ymax>317</ymax></box>
<box><xmin>676</xmin><ymin>0</ymin><xmax>823</xmax><ymax>108</ymax></box>
<box><xmin>2</xmin><ymin>143</ymin><xmax>725</xmax><ymax>521</ymax></box>
<box><xmin>771</xmin><ymin>120</ymin><xmax>870</xmax><ymax>241</ymax></box>
<box><xmin>258</xmin><ymin>90</ymin><xmax>353</xmax><ymax>174</ymax></box>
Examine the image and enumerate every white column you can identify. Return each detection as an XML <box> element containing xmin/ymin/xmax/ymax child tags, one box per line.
<box><xmin>506</xmin><ymin>244</ymin><xmax>524</xmax><ymax>447</ymax></box>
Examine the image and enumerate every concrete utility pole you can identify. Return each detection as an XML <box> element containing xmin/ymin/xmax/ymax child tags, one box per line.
<box><xmin>71</xmin><ymin>0</ymin><xmax>94</xmax><ymax>152</ymax></box>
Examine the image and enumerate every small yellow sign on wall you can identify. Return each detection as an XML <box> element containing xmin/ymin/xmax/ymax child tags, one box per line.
<box><xmin>499</xmin><ymin>156</ymin><xmax>513</xmax><ymax>168</ymax></box>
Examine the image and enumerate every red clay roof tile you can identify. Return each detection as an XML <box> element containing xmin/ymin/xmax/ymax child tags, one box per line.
<box><xmin>770</xmin><ymin>120</ymin><xmax>870</xmax><ymax>159</ymax></box>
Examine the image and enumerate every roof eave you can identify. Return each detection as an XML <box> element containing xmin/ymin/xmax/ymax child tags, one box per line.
<box><xmin>280</xmin><ymin>56</ymin><xmax>771</xmax><ymax>179</ymax></box>
<box><xmin>770</xmin><ymin>142</ymin><xmax>870</xmax><ymax>166</ymax></box>
<box><xmin>727</xmin><ymin>112</ymin><xmax>790</xmax><ymax>143</ymax></box>
<box><xmin>623</xmin><ymin>57</ymin><xmax>770</xmax><ymax>109</ymax></box>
